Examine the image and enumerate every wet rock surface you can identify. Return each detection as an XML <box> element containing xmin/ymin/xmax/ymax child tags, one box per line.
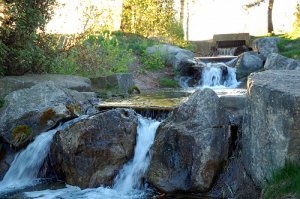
<box><xmin>50</xmin><ymin>109</ymin><xmax>138</xmax><ymax>188</ymax></box>
<box><xmin>242</xmin><ymin>70</ymin><xmax>300</xmax><ymax>187</ymax></box>
<box><xmin>147</xmin><ymin>89</ymin><xmax>230</xmax><ymax>193</ymax></box>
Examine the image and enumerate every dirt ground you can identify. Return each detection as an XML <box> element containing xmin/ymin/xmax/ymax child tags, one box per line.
<box><xmin>128</xmin><ymin>56</ymin><xmax>175</xmax><ymax>90</ymax></box>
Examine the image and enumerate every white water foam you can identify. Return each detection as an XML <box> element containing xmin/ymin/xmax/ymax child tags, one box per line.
<box><xmin>0</xmin><ymin>116</ymin><xmax>88</xmax><ymax>193</ymax></box>
<box><xmin>180</xmin><ymin>62</ymin><xmax>240</xmax><ymax>89</ymax></box>
<box><xmin>1</xmin><ymin>116</ymin><xmax>160</xmax><ymax>199</ymax></box>
<box><xmin>113</xmin><ymin>116</ymin><xmax>160</xmax><ymax>193</ymax></box>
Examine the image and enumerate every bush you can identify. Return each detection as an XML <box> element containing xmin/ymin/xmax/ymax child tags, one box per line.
<box><xmin>53</xmin><ymin>32</ymin><xmax>134</xmax><ymax>77</ymax></box>
<box><xmin>262</xmin><ymin>162</ymin><xmax>300</xmax><ymax>199</ymax></box>
<box><xmin>0</xmin><ymin>0</ymin><xmax>56</xmax><ymax>75</ymax></box>
<box><xmin>140</xmin><ymin>52</ymin><xmax>165</xmax><ymax>72</ymax></box>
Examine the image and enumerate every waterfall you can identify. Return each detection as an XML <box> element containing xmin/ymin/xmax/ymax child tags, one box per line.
<box><xmin>3</xmin><ymin>115</ymin><xmax>160</xmax><ymax>199</ymax></box>
<box><xmin>201</xmin><ymin>63</ymin><xmax>239</xmax><ymax>88</ymax></box>
<box><xmin>113</xmin><ymin>116</ymin><xmax>160</xmax><ymax>193</ymax></box>
<box><xmin>217</xmin><ymin>47</ymin><xmax>237</xmax><ymax>56</ymax></box>
<box><xmin>180</xmin><ymin>61</ymin><xmax>240</xmax><ymax>89</ymax></box>
<box><xmin>0</xmin><ymin>116</ymin><xmax>88</xmax><ymax>192</ymax></box>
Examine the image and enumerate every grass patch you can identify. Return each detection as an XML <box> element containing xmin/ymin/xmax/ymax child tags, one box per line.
<box><xmin>278</xmin><ymin>36</ymin><xmax>300</xmax><ymax>60</ymax></box>
<box><xmin>262</xmin><ymin>162</ymin><xmax>300</xmax><ymax>199</ymax></box>
<box><xmin>159</xmin><ymin>77</ymin><xmax>179</xmax><ymax>88</ymax></box>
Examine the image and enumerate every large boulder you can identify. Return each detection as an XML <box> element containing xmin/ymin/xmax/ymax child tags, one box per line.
<box><xmin>0</xmin><ymin>74</ymin><xmax>92</xmax><ymax>99</ymax></box>
<box><xmin>90</xmin><ymin>73</ymin><xmax>134</xmax><ymax>96</ymax></box>
<box><xmin>208</xmin><ymin>155</ymin><xmax>260</xmax><ymax>199</ymax></box>
<box><xmin>252</xmin><ymin>37</ymin><xmax>281</xmax><ymax>60</ymax></box>
<box><xmin>49</xmin><ymin>109</ymin><xmax>138</xmax><ymax>188</ymax></box>
<box><xmin>242</xmin><ymin>70</ymin><xmax>300</xmax><ymax>187</ymax></box>
<box><xmin>146</xmin><ymin>44</ymin><xmax>196</xmax><ymax>73</ymax></box>
<box><xmin>264</xmin><ymin>53</ymin><xmax>300</xmax><ymax>70</ymax></box>
<box><xmin>0</xmin><ymin>81</ymin><xmax>98</xmax><ymax>148</ymax></box>
<box><xmin>147</xmin><ymin>89</ymin><xmax>230</xmax><ymax>193</ymax></box>
<box><xmin>235</xmin><ymin>52</ymin><xmax>264</xmax><ymax>80</ymax></box>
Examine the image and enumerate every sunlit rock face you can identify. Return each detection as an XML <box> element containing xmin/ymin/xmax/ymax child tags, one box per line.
<box><xmin>0</xmin><ymin>81</ymin><xmax>96</xmax><ymax>148</ymax></box>
<box><xmin>146</xmin><ymin>44</ymin><xmax>195</xmax><ymax>73</ymax></box>
<box><xmin>147</xmin><ymin>88</ymin><xmax>230</xmax><ymax>193</ymax></box>
<box><xmin>50</xmin><ymin>109</ymin><xmax>138</xmax><ymax>188</ymax></box>
<box><xmin>252</xmin><ymin>37</ymin><xmax>281</xmax><ymax>60</ymax></box>
<box><xmin>242</xmin><ymin>70</ymin><xmax>300</xmax><ymax>187</ymax></box>
<box><xmin>0</xmin><ymin>74</ymin><xmax>92</xmax><ymax>99</ymax></box>
<box><xmin>235</xmin><ymin>51</ymin><xmax>264</xmax><ymax>80</ymax></box>
<box><xmin>264</xmin><ymin>53</ymin><xmax>300</xmax><ymax>70</ymax></box>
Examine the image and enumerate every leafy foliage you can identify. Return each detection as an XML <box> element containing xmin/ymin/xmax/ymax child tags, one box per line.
<box><xmin>120</xmin><ymin>0</ymin><xmax>188</xmax><ymax>48</ymax></box>
<box><xmin>262</xmin><ymin>162</ymin><xmax>300</xmax><ymax>199</ymax></box>
<box><xmin>0</xmin><ymin>0</ymin><xmax>56</xmax><ymax>75</ymax></box>
<box><xmin>53</xmin><ymin>32</ymin><xmax>134</xmax><ymax>77</ymax></box>
<box><xmin>292</xmin><ymin>3</ymin><xmax>300</xmax><ymax>38</ymax></box>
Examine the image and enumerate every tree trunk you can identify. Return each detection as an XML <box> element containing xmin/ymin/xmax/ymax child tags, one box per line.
<box><xmin>186</xmin><ymin>0</ymin><xmax>189</xmax><ymax>40</ymax></box>
<box><xmin>180</xmin><ymin>0</ymin><xmax>185</xmax><ymax>28</ymax></box>
<box><xmin>268</xmin><ymin>0</ymin><xmax>274</xmax><ymax>34</ymax></box>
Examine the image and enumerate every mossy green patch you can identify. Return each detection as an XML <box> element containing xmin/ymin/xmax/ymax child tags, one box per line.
<box><xmin>278</xmin><ymin>36</ymin><xmax>300</xmax><ymax>60</ymax></box>
<box><xmin>66</xmin><ymin>104</ymin><xmax>81</xmax><ymax>116</ymax></box>
<box><xmin>39</xmin><ymin>109</ymin><xmax>56</xmax><ymax>125</ymax></box>
<box><xmin>12</xmin><ymin>125</ymin><xmax>32</xmax><ymax>144</ymax></box>
<box><xmin>128</xmin><ymin>85</ymin><xmax>141</xmax><ymax>95</ymax></box>
<box><xmin>159</xmin><ymin>77</ymin><xmax>179</xmax><ymax>88</ymax></box>
<box><xmin>262</xmin><ymin>162</ymin><xmax>300</xmax><ymax>199</ymax></box>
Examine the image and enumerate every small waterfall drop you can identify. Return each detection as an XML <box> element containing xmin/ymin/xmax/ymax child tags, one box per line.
<box><xmin>0</xmin><ymin>116</ymin><xmax>88</xmax><ymax>192</ymax></box>
<box><xmin>113</xmin><ymin>116</ymin><xmax>160</xmax><ymax>193</ymax></box>
<box><xmin>3</xmin><ymin>115</ymin><xmax>161</xmax><ymax>199</ymax></box>
<box><xmin>180</xmin><ymin>61</ymin><xmax>240</xmax><ymax>89</ymax></box>
<box><xmin>217</xmin><ymin>47</ymin><xmax>237</xmax><ymax>56</ymax></box>
<box><xmin>201</xmin><ymin>63</ymin><xmax>239</xmax><ymax>88</ymax></box>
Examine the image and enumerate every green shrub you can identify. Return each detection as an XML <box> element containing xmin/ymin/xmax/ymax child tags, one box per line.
<box><xmin>140</xmin><ymin>51</ymin><xmax>165</xmax><ymax>72</ymax></box>
<box><xmin>262</xmin><ymin>162</ymin><xmax>300</xmax><ymax>199</ymax></box>
<box><xmin>0</xmin><ymin>0</ymin><xmax>56</xmax><ymax>75</ymax></box>
<box><xmin>53</xmin><ymin>32</ymin><xmax>134</xmax><ymax>77</ymax></box>
<box><xmin>159</xmin><ymin>77</ymin><xmax>179</xmax><ymax>88</ymax></box>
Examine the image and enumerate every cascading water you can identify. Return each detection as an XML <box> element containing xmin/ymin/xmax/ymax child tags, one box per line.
<box><xmin>180</xmin><ymin>61</ymin><xmax>240</xmax><ymax>89</ymax></box>
<box><xmin>0</xmin><ymin>116</ymin><xmax>88</xmax><ymax>193</ymax></box>
<box><xmin>113</xmin><ymin>116</ymin><xmax>160</xmax><ymax>193</ymax></box>
<box><xmin>217</xmin><ymin>47</ymin><xmax>237</xmax><ymax>56</ymax></box>
<box><xmin>1</xmin><ymin>115</ymin><xmax>160</xmax><ymax>199</ymax></box>
<box><xmin>201</xmin><ymin>63</ymin><xmax>239</xmax><ymax>88</ymax></box>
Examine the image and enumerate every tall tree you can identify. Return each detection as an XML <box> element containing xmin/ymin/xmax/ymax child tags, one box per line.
<box><xmin>120</xmin><ymin>0</ymin><xmax>177</xmax><ymax>38</ymax></box>
<box><xmin>245</xmin><ymin>0</ymin><xmax>274</xmax><ymax>34</ymax></box>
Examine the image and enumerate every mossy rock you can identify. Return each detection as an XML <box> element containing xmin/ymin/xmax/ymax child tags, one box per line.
<box><xmin>39</xmin><ymin>109</ymin><xmax>56</xmax><ymax>125</ymax></box>
<box><xmin>128</xmin><ymin>85</ymin><xmax>141</xmax><ymax>95</ymax></box>
<box><xmin>66</xmin><ymin>104</ymin><xmax>81</xmax><ymax>116</ymax></box>
<box><xmin>12</xmin><ymin>125</ymin><xmax>32</xmax><ymax>144</ymax></box>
